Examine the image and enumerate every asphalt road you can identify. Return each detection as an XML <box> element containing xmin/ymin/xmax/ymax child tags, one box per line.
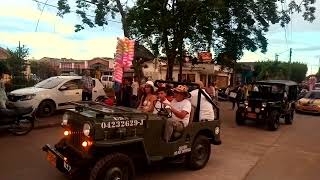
<box><xmin>0</xmin><ymin>102</ymin><xmax>319</xmax><ymax>180</ymax></box>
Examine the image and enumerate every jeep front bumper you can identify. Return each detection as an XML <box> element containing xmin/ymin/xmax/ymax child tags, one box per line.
<box><xmin>42</xmin><ymin>144</ymin><xmax>73</xmax><ymax>175</ymax></box>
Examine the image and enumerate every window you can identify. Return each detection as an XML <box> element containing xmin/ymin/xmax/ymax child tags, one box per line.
<box><xmin>187</xmin><ymin>74</ymin><xmax>196</xmax><ymax>82</ymax></box>
<box><xmin>63</xmin><ymin>79</ymin><xmax>81</xmax><ymax>90</ymax></box>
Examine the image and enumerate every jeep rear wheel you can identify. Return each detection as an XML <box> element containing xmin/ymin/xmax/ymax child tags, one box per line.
<box><xmin>186</xmin><ymin>135</ymin><xmax>211</xmax><ymax>170</ymax></box>
<box><xmin>236</xmin><ymin>110</ymin><xmax>245</xmax><ymax>125</ymax></box>
<box><xmin>285</xmin><ymin>110</ymin><xmax>294</xmax><ymax>125</ymax></box>
<box><xmin>267</xmin><ymin>110</ymin><xmax>280</xmax><ymax>131</ymax></box>
<box><xmin>90</xmin><ymin>153</ymin><xmax>134</xmax><ymax>180</ymax></box>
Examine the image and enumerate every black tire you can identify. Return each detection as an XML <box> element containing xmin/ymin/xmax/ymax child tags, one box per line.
<box><xmin>285</xmin><ymin>110</ymin><xmax>294</xmax><ymax>125</ymax></box>
<box><xmin>186</xmin><ymin>135</ymin><xmax>211</xmax><ymax>170</ymax></box>
<box><xmin>267</xmin><ymin>110</ymin><xmax>280</xmax><ymax>131</ymax></box>
<box><xmin>236</xmin><ymin>110</ymin><xmax>245</xmax><ymax>125</ymax></box>
<box><xmin>9</xmin><ymin>117</ymin><xmax>34</xmax><ymax>136</ymax></box>
<box><xmin>90</xmin><ymin>153</ymin><xmax>135</xmax><ymax>180</ymax></box>
<box><xmin>38</xmin><ymin>100</ymin><xmax>56</xmax><ymax>117</ymax></box>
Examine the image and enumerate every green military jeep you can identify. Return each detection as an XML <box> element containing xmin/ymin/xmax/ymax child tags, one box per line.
<box><xmin>236</xmin><ymin>80</ymin><xmax>298</xmax><ymax>131</ymax></box>
<box><xmin>42</xmin><ymin>81</ymin><xmax>221</xmax><ymax>180</ymax></box>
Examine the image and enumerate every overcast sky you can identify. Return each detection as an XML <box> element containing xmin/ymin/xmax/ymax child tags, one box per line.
<box><xmin>0</xmin><ymin>0</ymin><xmax>319</xmax><ymax>75</ymax></box>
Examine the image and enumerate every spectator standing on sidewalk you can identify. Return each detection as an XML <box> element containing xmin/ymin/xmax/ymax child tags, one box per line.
<box><xmin>0</xmin><ymin>73</ymin><xmax>7</xmax><ymax>108</ymax></box>
<box><xmin>122</xmin><ymin>78</ymin><xmax>133</xmax><ymax>107</ymax></box>
<box><xmin>81</xmin><ymin>70</ymin><xmax>93</xmax><ymax>101</ymax></box>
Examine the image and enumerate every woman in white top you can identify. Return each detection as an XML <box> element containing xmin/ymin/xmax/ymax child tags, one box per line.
<box><xmin>138</xmin><ymin>81</ymin><xmax>157</xmax><ymax>113</ymax></box>
<box><xmin>0</xmin><ymin>73</ymin><xmax>7</xmax><ymax>108</ymax></box>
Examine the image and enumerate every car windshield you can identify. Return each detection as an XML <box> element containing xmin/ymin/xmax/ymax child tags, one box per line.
<box><xmin>304</xmin><ymin>91</ymin><xmax>320</xmax><ymax>99</ymax></box>
<box><xmin>34</xmin><ymin>77</ymin><xmax>65</xmax><ymax>89</ymax></box>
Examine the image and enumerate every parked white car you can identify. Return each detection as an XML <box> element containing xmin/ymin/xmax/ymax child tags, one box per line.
<box><xmin>101</xmin><ymin>75</ymin><xmax>114</xmax><ymax>88</ymax></box>
<box><xmin>7</xmin><ymin>76</ymin><xmax>106</xmax><ymax>117</ymax></box>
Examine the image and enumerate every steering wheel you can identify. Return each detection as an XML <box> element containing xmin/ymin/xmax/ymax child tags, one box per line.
<box><xmin>153</xmin><ymin>99</ymin><xmax>172</xmax><ymax>118</ymax></box>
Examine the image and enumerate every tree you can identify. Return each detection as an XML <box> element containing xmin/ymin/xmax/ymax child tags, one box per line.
<box><xmin>254</xmin><ymin>61</ymin><xmax>308</xmax><ymax>82</ymax></box>
<box><xmin>30</xmin><ymin>61</ymin><xmax>58</xmax><ymax>80</ymax></box>
<box><xmin>127</xmin><ymin>0</ymin><xmax>316</xmax><ymax>79</ymax></box>
<box><xmin>6</xmin><ymin>44</ymin><xmax>29</xmax><ymax>77</ymax></box>
<box><xmin>56</xmin><ymin>0</ymin><xmax>316</xmax><ymax>79</ymax></box>
<box><xmin>0</xmin><ymin>61</ymin><xmax>9</xmax><ymax>75</ymax></box>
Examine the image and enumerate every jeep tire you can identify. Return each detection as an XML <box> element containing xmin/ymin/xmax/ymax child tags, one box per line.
<box><xmin>285</xmin><ymin>110</ymin><xmax>294</xmax><ymax>125</ymax></box>
<box><xmin>236</xmin><ymin>110</ymin><xmax>245</xmax><ymax>125</ymax></box>
<box><xmin>90</xmin><ymin>153</ymin><xmax>134</xmax><ymax>180</ymax></box>
<box><xmin>186</xmin><ymin>135</ymin><xmax>211</xmax><ymax>170</ymax></box>
<box><xmin>267</xmin><ymin>110</ymin><xmax>280</xmax><ymax>131</ymax></box>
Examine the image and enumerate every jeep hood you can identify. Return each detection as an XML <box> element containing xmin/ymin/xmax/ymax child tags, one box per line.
<box><xmin>10</xmin><ymin>87</ymin><xmax>47</xmax><ymax>95</ymax></box>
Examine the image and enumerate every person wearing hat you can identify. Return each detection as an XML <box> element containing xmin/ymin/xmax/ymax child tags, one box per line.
<box><xmin>163</xmin><ymin>85</ymin><xmax>192</xmax><ymax>143</ymax></box>
<box><xmin>189</xmin><ymin>81</ymin><xmax>215</xmax><ymax>121</ymax></box>
<box><xmin>137</xmin><ymin>81</ymin><xmax>157</xmax><ymax>113</ymax></box>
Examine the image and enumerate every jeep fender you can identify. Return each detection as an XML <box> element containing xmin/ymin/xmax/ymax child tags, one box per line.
<box><xmin>195</xmin><ymin>128</ymin><xmax>221</xmax><ymax>145</ymax></box>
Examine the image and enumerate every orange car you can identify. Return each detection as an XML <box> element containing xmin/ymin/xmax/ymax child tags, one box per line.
<box><xmin>296</xmin><ymin>90</ymin><xmax>320</xmax><ymax>114</ymax></box>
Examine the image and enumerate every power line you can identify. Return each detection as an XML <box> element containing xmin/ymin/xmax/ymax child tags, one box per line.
<box><xmin>35</xmin><ymin>0</ymin><xmax>49</xmax><ymax>32</ymax></box>
<box><xmin>31</xmin><ymin>0</ymin><xmax>122</xmax><ymax>24</ymax></box>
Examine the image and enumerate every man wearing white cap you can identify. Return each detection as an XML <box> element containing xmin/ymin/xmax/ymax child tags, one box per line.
<box><xmin>163</xmin><ymin>85</ymin><xmax>192</xmax><ymax>142</ymax></box>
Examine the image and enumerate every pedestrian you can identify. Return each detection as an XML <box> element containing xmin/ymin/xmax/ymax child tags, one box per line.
<box><xmin>131</xmin><ymin>76</ymin><xmax>139</xmax><ymax>107</ymax></box>
<box><xmin>121</xmin><ymin>78</ymin><xmax>133</xmax><ymax>107</ymax></box>
<box><xmin>81</xmin><ymin>70</ymin><xmax>93</xmax><ymax>101</ymax></box>
<box><xmin>0</xmin><ymin>73</ymin><xmax>7</xmax><ymax>109</ymax></box>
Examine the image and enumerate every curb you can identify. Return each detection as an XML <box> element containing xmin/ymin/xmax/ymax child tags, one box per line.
<box><xmin>34</xmin><ymin>122</ymin><xmax>61</xmax><ymax>130</ymax></box>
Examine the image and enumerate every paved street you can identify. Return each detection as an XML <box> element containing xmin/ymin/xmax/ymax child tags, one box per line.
<box><xmin>0</xmin><ymin>102</ymin><xmax>319</xmax><ymax>180</ymax></box>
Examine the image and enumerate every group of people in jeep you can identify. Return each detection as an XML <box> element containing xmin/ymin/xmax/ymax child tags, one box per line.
<box><xmin>129</xmin><ymin>80</ymin><xmax>215</xmax><ymax>142</ymax></box>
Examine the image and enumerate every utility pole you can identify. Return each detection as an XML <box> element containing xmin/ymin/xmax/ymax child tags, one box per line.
<box><xmin>288</xmin><ymin>48</ymin><xmax>292</xmax><ymax>80</ymax></box>
<box><xmin>275</xmin><ymin>53</ymin><xmax>279</xmax><ymax>61</ymax></box>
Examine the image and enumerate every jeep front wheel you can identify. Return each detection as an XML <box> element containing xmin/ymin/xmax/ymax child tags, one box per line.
<box><xmin>90</xmin><ymin>153</ymin><xmax>134</xmax><ymax>180</ymax></box>
<box><xmin>267</xmin><ymin>110</ymin><xmax>280</xmax><ymax>131</ymax></box>
<box><xmin>186</xmin><ymin>135</ymin><xmax>211</xmax><ymax>170</ymax></box>
<box><xmin>236</xmin><ymin>110</ymin><xmax>245</xmax><ymax>125</ymax></box>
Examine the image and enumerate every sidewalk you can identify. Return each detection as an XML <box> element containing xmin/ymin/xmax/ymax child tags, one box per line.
<box><xmin>34</xmin><ymin>114</ymin><xmax>62</xmax><ymax>129</ymax></box>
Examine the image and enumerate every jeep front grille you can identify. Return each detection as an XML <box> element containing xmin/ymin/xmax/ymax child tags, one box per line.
<box><xmin>70</xmin><ymin>130</ymin><xmax>84</xmax><ymax>148</ymax></box>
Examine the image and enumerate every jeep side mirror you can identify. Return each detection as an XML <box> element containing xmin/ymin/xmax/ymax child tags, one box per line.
<box><xmin>59</xmin><ymin>86</ymin><xmax>68</xmax><ymax>91</ymax></box>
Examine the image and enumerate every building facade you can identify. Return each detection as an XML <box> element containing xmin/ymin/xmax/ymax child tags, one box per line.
<box><xmin>143</xmin><ymin>60</ymin><xmax>232</xmax><ymax>88</ymax></box>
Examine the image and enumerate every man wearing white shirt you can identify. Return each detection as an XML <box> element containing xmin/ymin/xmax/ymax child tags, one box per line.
<box><xmin>163</xmin><ymin>85</ymin><xmax>191</xmax><ymax>142</ymax></box>
<box><xmin>190</xmin><ymin>81</ymin><xmax>215</xmax><ymax>121</ymax></box>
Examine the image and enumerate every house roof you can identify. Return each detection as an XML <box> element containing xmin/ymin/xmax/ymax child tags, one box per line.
<box><xmin>0</xmin><ymin>47</ymin><xmax>10</xmax><ymax>60</ymax></box>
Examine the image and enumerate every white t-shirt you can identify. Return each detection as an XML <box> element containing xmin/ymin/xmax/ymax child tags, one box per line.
<box><xmin>189</xmin><ymin>89</ymin><xmax>215</xmax><ymax>121</ymax></box>
<box><xmin>170</xmin><ymin>99</ymin><xmax>191</xmax><ymax>127</ymax></box>
<box><xmin>153</xmin><ymin>99</ymin><xmax>170</xmax><ymax>114</ymax></box>
<box><xmin>131</xmin><ymin>81</ymin><xmax>139</xmax><ymax>96</ymax></box>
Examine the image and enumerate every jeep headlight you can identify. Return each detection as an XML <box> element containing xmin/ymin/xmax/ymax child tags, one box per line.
<box><xmin>83</xmin><ymin>123</ymin><xmax>91</xmax><ymax>137</ymax></box>
<box><xmin>61</xmin><ymin>113</ymin><xmax>69</xmax><ymax>126</ymax></box>
<box><xmin>20</xmin><ymin>94</ymin><xmax>36</xmax><ymax>101</ymax></box>
<box><xmin>215</xmin><ymin>127</ymin><xmax>220</xmax><ymax>135</ymax></box>
<box><xmin>262</xmin><ymin>102</ymin><xmax>267</xmax><ymax>107</ymax></box>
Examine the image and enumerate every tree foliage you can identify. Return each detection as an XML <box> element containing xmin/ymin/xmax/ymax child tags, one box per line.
<box><xmin>254</xmin><ymin>61</ymin><xmax>308</xmax><ymax>82</ymax></box>
<box><xmin>55</xmin><ymin>0</ymin><xmax>316</xmax><ymax>79</ymax></box>
<box><xmin>30</xmin><ymin>61</ymin><xmax>58</xmax><ymax>80</ymax></box>
<box><xmin>5</xmin><ymin>45</ymin><xmax>29</xmax><ymax>77</ymax></box>
<box><xmin>0</xmin><ymin>61</ymin><xmax>9</xmax><ymax>75</ymax></box>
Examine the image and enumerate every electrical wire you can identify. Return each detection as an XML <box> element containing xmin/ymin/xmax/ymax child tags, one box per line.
<box><xmin>35</xmin><ymin>0</ymin><xmax>49</xmax><ymax>32</ymax></box>
<box><xmin>31</xmin><ymin>0</ymin><xmax>122</xmax><ymax>24</ymax></box>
